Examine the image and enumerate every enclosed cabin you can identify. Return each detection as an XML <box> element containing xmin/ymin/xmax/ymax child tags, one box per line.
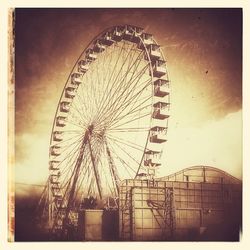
<box><xmin>51</xmin><ymin>185</ymin><xmax>62</xmax><ymax>198</ymax></box>
<box><xmin>151</xmin><ymin>59</ymin><xmax>167</xmax><ymax>77</ymax></box>
<box><xmin>86</xmin><ymin>48</ymin><xmax>97</xmax><ymax>61</ymax></box>
<box><xmin>144</xmin><ymin>150</ymin><xmax>161</xmax><ymax>167</ymax></box>
<box><xmin>148</xmin><ymin>44</ymin><xmax>161</xmax><ymax>60</ymax></box>
<box><xmin>123</xmin><ymin>25</ymin><xmax>143</xmax><ymax>43</ymax></box>
<box><xmin>49</xmin><ymin>160</ymin><xmax>60</xmax><ymax>171</ymax></box>
<box><xmin>56</xmin><ymin>116</ymin><xmax>66</xmax><ymax>127</ymax></box>
<box><xmin>71</xmin><ymin>72</ymin><xmax>83</xmax><ymax>86</ymax></box>
<box><xmin>141</xmin><ymin>33</ymin><xmax>154</xmax><ymax>47</ymax></box>
<box><xmin>152</xmin><ymin>101</ymin><xmax>170</xmax><ymax>120</ymax></box>
<box><xmin>101</xmin><ymin>31</ymin><xmax>115</xmax><ymax>46</ymax></box>
<box><xmin>93</xmin><ymin>39</ymin><xmax>106</xmax><ymax>53</ymax></box>
<box><xmin>154</xmin><ymin>79</ymin><xmax>170</xmax><ymax>97</ymax></box>
<box><xmin>53</xmin><ymin>131</ymin><xmax>63</xmax><ymax>142</ymax></box>
<box><xmin>50</xmin><ymin>145</ymin><xmax>61</xmax><ymax>156</ymax></box>
<box><xmin>50</xmin><ymin>170</ymin><xmax>60</xmax><ymax>185</ymax></box>
<box><xmin>150</xmin><ymin>126</ymin><xmax>167</xmax><ymax>143</ymax></box>
<box><xmin>78</xmin><ymin>60</ymin><xmax>89</xmax><ymax>73</ymax></box>
<box><xmin>113</xmin><ymin>26</ymin><xmax>124</xmax><ymax>41</ymax></box>
<box><xmin>60</xmin><ymin>101</ymin><xmax>70</xmax><ymax>113</ymax></box>
<box><xmin>65</xmin><ymin>87</ymin><xmax>76</xmax><ymax>99</ymax></box>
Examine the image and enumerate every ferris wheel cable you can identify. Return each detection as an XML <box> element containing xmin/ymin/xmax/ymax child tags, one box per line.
<box><xmin>107</xmin><ymin>79</ymin><xmax>151</xmax><ymax>125</ymax></box>
<box><xmin>106</xmin><ymin>97</ymin><xmax>152</xmax><ymax>128</ymax></box>
<box><xmin>59</xmin><ymin>137</ymin><xmax>101</xmax><ymax>178</ymax></box>
<box><xmin>102</xmin><ymin>86</ymin><xmax>151</xmax><ymax>129</ymax></box>
<box><xmin>74</xmin><ymin>69</ymin><xmax>96</xmax><ymax>117</ymax></box>
<box><xmin>57</xmin><ymin>129</ymin><xmax>84</xmax><ymax>134</ymax></box>
<box><xmin>93</xmin><ymin>96</ymin><xmax>151</xmax><ymax>132</ymax></box>
<box><xmin>54</xmin><ymin>146</ymin><xmax>89</xmax><ymax>184</ymax></box>
<box><xmin>106</xmin><ymin>134</ymin><xmax>145</xmax><ymax>152</ymax></box>
<box><xmin>68</xmin><ymin>101</ymin><xmax>90</xmax><ymax>127</ymax></box>
<box><xmin>50</xmin><ymin>137</ymin><xmax>84</xmax><ymax>176</ymax></box>
<box><xmin>74</xmin><ymin>82</ymin><xmax>99</xmax><ymax>123</ymax></box>
<box><xmin>70</xmin><ymin>92</ymin><xmax>90</xmax><ymax>120</ymax></box>
<box><xmin>92</xmin><ymin>55</ymin><xmax>141</xmax><ymax>125</ymax></box>
<box><xmin>105</xmin><ymin>41</ymin><xmax>138</xmax><ymax>92</ymax></box>
<box><xmin>51</xmin><ymin>132</ymin><xmax>84</xmax><ymax>147</ymax></box>
<box><xmin>94</xmin><ymin>48</ymin><xmax>120</xmax><ymax>101</ymax></box>
<box><xmin>111</xmin><ymin>42</ymin><xmax>140</xmax><ymax>92</ymax></box>
<box><xmin>110</xmin><ymin>97</ymin><xmax>151</xmax><ymax>126</ymax></box>
<box><xmin>71</xmin><ymin>88</ymin><xmax>93</xmax><ymax>124</ymax></box>
<box><xmin>95</xmin><ymin>61</ymin><xmax>150</xmax><ymax>126</ymax></box>
<box><xmin>92</xmin><ymin>40</ymin><xmax>128</xmax><ymax>119</ymax></box>
<box><xmin>108</xmin><ymin>111</ymin><xmax>151</xmax><ymax>130</ymax></box>
<box><xmin>106</xmin><ymin>137</ymin><xmax>145</xmax><ymax>156</ymax></box>
<box><xmin>106</xmin><ymin>78</ymin><xmax>152</xmax><ymax>125</ymax></box>
<box><xmin>50</xmin><ymin>134</ymin><xmax>84</xmax><ymax>161</ymax></box>
<box><xmin>63</xmin><ymin>115</ymin><xmax>87</xmax><ymax>130</ymax></box>
<box><xmin>98</xmin><ymin>157</ymin><xmax>116</xmax><ymax>197</ymax></box>
<box><xmin>96</xmin><ymin>49</ymin><xmax>146</xmax><ymax>120</ymax></box>
<box><xmin>107</xmin><ymin>135</ymin><xmax>141</xmax><ymax>166</ymax></box>
<box><xmin>93</xmin><ymin>43</ymin><xmax>144</xmax><ymax>123</ymax></box>
<box><xmin>108</xmin><ymin>127</ymin><xmax>150</xmax><ymax>132</ymax></box>
<box><xmin>92</xmin><ymin>44</ymin><xmax>118</xmax><ymax>107</ymax></box>
<box><xmin>105</xmin><ymin>141</ymin><xmax>120</xmax><ymax>193</ymax></box>
<box><xmin>107</xmin><ymin>143</ymin><xmax>136</xmax><ymax>178</ymax></box>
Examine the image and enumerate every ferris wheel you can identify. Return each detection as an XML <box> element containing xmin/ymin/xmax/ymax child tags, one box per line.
<box><xmin>43</xmin><ymin>25</ymin><xmax>170</xmax><ymax>233</ymax></box>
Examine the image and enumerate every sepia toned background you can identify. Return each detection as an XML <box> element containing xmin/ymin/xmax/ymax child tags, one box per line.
<box><xmin>15</xmin><ymin>9</ymin><xmax>242</xmax><ymax>197</ymax></box>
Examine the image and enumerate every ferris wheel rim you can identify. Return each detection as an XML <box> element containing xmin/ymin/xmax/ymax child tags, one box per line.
<box><xmin>49</xmin><ymin>25</ymin><xmax>156</xmax><ymax>170</ymax></box>
<box><xmin>47</xmin><ymin>24</ymin><xmax>170</xmax><ymax>219</ymax></box>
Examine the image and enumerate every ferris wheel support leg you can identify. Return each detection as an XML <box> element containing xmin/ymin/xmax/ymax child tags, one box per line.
<box><xmin>60</xmin><ymin>130</ymin><xmax>89</xmax><ymax>237</ymax></box>
<box><xmin>87</xmin><ymin>138</ymin><xmax>103</xmax><ymax>200</ymax></box>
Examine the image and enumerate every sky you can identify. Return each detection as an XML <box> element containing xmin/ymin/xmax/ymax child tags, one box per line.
<box><xmin>14</xmin><ymin>8</ymin><xmax>242</xmax><ymax>190</ymax></box>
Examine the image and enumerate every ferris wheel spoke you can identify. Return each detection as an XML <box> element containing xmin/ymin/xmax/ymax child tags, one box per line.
<box><xmin>68</xmin><ymin>102</ymin><xmax>90</xmax><ymax>127</ymax></box>
<box><xmin>108</xmin><ymin>127</ymin><xmax>150</xmax><ymax>132</ymax></box>
<box><xmin>96</xmin><ymin>62</ymin><xmax>150</xmax><ymax>126</ymax></box>
<box><xmin>107</xmin><ymin>42</ymin><xmax>141</xmax><ymax>97</ymax></box>
<box><xmin>73</xmin><ymin>87</ymin><xmax>93</xmax><ymax>124</ymax></box>
<box><xmin>107</xmin><ymin>135</ymin><xmax>141</xmax><ymax>166</ymax></box>
<box><xmin>94</xmin><ymin>44</ymin><xmax>144</xmax><ymax>123</ymax></box>
<box><xmin>56</xmin><ymin>143</ymin><xmax>86</xmax><ymax>177</ymax></box>
<box><xmin>95</xmin><ymin>44</ymin><xmax>117</xmax><ymax>106</ymax></box>
<box><xmin>107</xmin><ymin>96</ymin><xmax>152</xmax><ymax>128</ymax></box>
<box><xmin>106</xmin><ymin>134</ymin><xmax>145</xmax><ymax>152</ymax></box>
<box><xmin>107</xmin><ymin>142</ymin><xmax>136</xmax><ymax>178</ymax></box>
<box><xmin>93</xmin><ymin>41</ymin><xmax>127</xmax><ymax>118</ymax></box>
<box><xmin>109</xmin><ymin>111</ymin><xmax>151</xmax><ymax>130</ymax></box>
<box><xmin>107</xmin><ymin>78</ymin><xmax>152</xmax><ymax>124</ymax></box>
<box><xmin>101</xmin><ymin>48</ymin><xmax>145</xmax><ymax>111</ymax></box>
<box><xmin>52</xmin><ymin>132</ymin><xmax>83</xmax><ymax>147</ymax></box>
<box><xmin>93</xmin><ymin>78</ymin><xmax>151</xmax><ymax>131</ymax></box>
<box><xmin>63</xmin><ymin>117</ymin><xmax>87</xmax><ymax>130</ymax></box>
<box><xmin>51</xmin><ymin>140</ymin><xmax>83</xmax><ymax>176</ymax></box>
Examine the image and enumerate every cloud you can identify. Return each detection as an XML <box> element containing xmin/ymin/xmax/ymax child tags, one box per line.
<box><xmin>15</xmin><ymin>133</ymin><xmax>50</xmax><ymax>185</ymax></box>
<box><xmin>160</xmin><ymin>110</ymin><xmax>242</xmax><ymax>179</ymax></box>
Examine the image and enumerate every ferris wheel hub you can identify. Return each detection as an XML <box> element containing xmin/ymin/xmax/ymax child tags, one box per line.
<box><xmin>87</xmin><ymin>124</ymin><xmax>94</xmax><ymax>134</ymax></box>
